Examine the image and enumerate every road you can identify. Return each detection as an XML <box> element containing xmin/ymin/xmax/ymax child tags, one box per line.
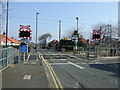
<box><xmin>39</xmin><ymin>49</ymin><xmax>119</xmax><ymax>88</ymax></box>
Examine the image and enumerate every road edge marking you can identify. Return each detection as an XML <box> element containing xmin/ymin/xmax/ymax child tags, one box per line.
<box><xmin>39</xmin><ymin>52</ymin><xmax>63</xmax><ymax>90</ymax></box>
<box><xmin>38</xmin><ymin>53</ymin><xmax>59</xmax><ymax>89</ymax></box>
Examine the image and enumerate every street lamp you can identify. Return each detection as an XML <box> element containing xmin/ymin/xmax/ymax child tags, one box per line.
<box><xmin>76</xmin><ymin>17</ymin><xmax>79</xmax><ymax>32</ymax></box>
<box><xmin>36</xmin><ymin>12</ymin><xmax>39</xmax><ymax>52</ymax></box>
<box><xmin>73</xmin><ymin>16</ymin><xmax>79</xmax><ymax>54</ymax></box>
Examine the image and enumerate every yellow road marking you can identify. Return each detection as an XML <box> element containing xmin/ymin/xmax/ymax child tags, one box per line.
<box><xmin>39</xmin><ymin>55</ymin><xmax>59</xmax><ymax>89</ymax></box>
<box><xmin>48</xmin><ymin>62</ymin><xmax>64</xmax><ymax>90</ymax></box>
<box><xmin>38</xmin><ymin>53</ymin><xmax>63</xmax><ymax>89</ymax></box>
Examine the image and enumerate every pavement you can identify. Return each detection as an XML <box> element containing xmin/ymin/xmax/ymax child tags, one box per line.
<box><xmin>2</xmin><ymin>54</ymin><xmax>49</xmax><ymax>88</ymax></box>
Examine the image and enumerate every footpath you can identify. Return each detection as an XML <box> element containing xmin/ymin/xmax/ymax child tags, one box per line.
<box><xmin>2</xmin><ymin>53</ymin><xmax>49</xmax><ymax>89</ymax></box>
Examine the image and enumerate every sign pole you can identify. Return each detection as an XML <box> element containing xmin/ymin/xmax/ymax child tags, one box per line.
<box><xmin>24</xmin><ymin>52</ymin><xmax>25</xmax><ymax>62</ymax></box>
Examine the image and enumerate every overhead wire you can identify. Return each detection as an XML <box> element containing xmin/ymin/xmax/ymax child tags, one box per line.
<box><xmin>9</xmin><ymin>14</ymin><xmax>93</xmax><ymax>26</ymax></box>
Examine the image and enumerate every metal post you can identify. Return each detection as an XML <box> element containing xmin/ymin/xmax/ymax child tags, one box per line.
<box><xmin>36</xmin><ymin>13</ymin><xmax>39</xmax><ymax>52</ymax></box>
<box><xmin>76</xmin><ymin>17</ymin><xmax>79</xmax><ymax>52</ymax></box>
<box><xmin>24</xmin><ymin>52</ymin><xmax>25</xmax><ymax>62</ymax></box>
<box><xmin>6</xmin><ymin>0</ymin><xmax>9</xmax><ymax>48</ymax></box>
<box><xmin>59</xmin><ymin>20</ymin><xmax>61</xmax><ymax>41</ymax></box>
<box><xmin>76</xmin><ymin>17</ymin><xmax>79</xmax><ymax>32</ymax></box>
<box><xmin>87</xmin><ymin>39</ymin><xmax>89</xmax><ymax>58</ymax></box>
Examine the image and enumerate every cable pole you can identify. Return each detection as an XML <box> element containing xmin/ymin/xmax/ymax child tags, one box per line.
<box><xmin>6</xmin><ymin>0</ymin><xmax>9</xmax><ymax>48</ymax></box>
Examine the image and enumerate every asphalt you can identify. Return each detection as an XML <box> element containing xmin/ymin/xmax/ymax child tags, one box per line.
<box><xmin>40</xmin><ymin>49</ymin><xmax>119</xmax><ymax>88</ymax></box>
<box><xmin>2</xmin><ymin>54</ymin><xmax>49</xmax><ymax>88</ymax></box>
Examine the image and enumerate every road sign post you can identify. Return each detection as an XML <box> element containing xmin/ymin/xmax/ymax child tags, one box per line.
<box><xmin>20</xmin><ymin>45</ymin><xmax>28</xmax><ymax>53</ymax></box>
<box><xmin>20</xmin><ymin>43</ymin><xmax>28</xmax><ymax>61</ymax></box>
<box><xmin>92</xmin><ymin>30</ymin><xmax>102</xmax><ymax>58</ymax></box>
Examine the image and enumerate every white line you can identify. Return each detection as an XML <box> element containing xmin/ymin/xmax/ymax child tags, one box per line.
<box><xmin>23</xmin><ymin>75</ymin><xmax>32</xmax><ymax>80</ymax></box>
<box><xmin>68</xmin><ymin>62</ymin><xmax>85</xmax><ymax>69</ymax></box>
<box><xmin>81</xmin><ymin>63</ymin><xmax>87</xmax><ymax>64</ymax></box>
<box><xmin>50</xmin><ymin>63</ymin><xmax>69</xmax><ymax>65</ymax></box>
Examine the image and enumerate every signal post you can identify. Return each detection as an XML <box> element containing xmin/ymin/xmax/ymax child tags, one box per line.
<box><xmin>18</xmin><ymin>25</ymin><xmax>32</xmax><ymax>61</ymax></box>
<box><xmin>92</xmin><ymin>29</ymin><xmax>102</xmax><ymax>58</ymax></box>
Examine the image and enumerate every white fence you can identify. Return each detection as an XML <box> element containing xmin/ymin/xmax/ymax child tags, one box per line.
<box><xmin>0</xmin><ymin>47</ymin><xmax>19</xmax><ymax>71</ymax></box>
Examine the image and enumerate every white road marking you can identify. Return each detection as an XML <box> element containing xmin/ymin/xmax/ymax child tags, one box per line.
<box><xmin>23</xmin><ymin>75</ymin><xmax>32</xmax><ymax>80</ymax></box>
<box><xmin>48</xmin><ymin>59</ymin><xmax>67</xmax><ymax>61</ymax></box>
<box><xmin>68</xmin><ymin>62</ymin><xmax>85</xmax><ymax>69</ymax></box>
<box><xmin>88</xmin><ymin>63</ymin><xmax>94</xmax><ymax>64</ymax></box>
<box><xmin>50</xmin><ymin>63</ymin><xmax>69</xmax><ymax>65</ymax></box>
<box><xmin>95</xmin><ymin>62</ymin><xmax>101</xmax><ymax>64</ymax></box>
<box><xmin>81</xmin><ymin>63</ymin><xmax>86</xmax><ymax>64</ymax></box>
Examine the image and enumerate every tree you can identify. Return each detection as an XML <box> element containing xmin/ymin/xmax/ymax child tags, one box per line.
<box><xmin>62</xmin><ymin>29</ymin><xmax>74</xmax><ymax>39</ymax></box>
<box><xmin>92</xmin><ymin>23</ymin><xmax>118</xmax><ymax>45</ymax></box>
<box><xmin>92</xmin><ymin>23</ymin><xmax>119</xmax><ymax>56</ymax></box>
<box><xmin>63</xmin><ymin>27</ymin><xmax>89</xmax><ymax>40</ymax></box>
<box><xmin>38</xmin><ymin>33</ymin><xmax>52</xmax><ymax>47</ymax></box>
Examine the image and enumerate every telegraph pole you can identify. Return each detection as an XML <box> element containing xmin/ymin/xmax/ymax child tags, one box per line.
<box><xmin>59</xmin><ymin>20</ymin><xmax>61</xmax><ymax>41</ymax></box>
<box><xmin>6</xmin><ymin>0</ymin><xmax>9</xmax><ymax>48</ymax></box>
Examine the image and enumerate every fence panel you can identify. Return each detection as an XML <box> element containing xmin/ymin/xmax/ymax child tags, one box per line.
<box><xmin>0</xmin><ymin>47</ymin><xmax>19</xmax><ymax>71</ymax></box>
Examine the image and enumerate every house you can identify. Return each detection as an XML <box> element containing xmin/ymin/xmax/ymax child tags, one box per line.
<box><xmin>78</xmin><ymin>38</ymin><xmax>87</xmax><ymax>44</ymax></box>
<box><xmin>90</xmin><ymin>41</ymin><xmax>95</xmax><ymax>45</ymax></box>
<box><xmin>48</xmin><ymin>39</ymin><xmax>59</xmax><ymax>49</ymax></box>
<box><xmin>0</xmin><ymin>33</ymin><xmax>21</xmax><ymax>46</ymax></box>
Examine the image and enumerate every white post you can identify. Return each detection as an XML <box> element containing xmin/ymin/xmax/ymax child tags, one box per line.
<box><xmin>24</xmin><ymin>52</ymin><xmax>25</xmax><ymax>61</ymax></box>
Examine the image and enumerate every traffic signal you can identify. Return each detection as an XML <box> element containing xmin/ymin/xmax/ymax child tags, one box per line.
<box><xmin>73</xmin><ymin>30</ymin><xmax>78</xmax><ymax>35</ymax></box>
<box><xmin>92</xmin><ymin>30</ymin><xmax>101</xmax><ymax>40</ymax></box>
<box><xmin>92</xmin><ymin>34</ymin><xmax>101</xmax><ymax>40</ymax></box>
<box><xmin>18</xmin><ymin>25</ymin><xmax>32</xmax><ymax>38</ymax></box>
<box><xmin>19</xmin><ymin>31</ymin><xmax>30</xmax><ymax>37</ymax></box>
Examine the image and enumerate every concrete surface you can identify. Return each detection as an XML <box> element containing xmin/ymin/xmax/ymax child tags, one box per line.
<box><xmin>2</xmin><ymin>55</ymin><xmax>49</xmax><ymax>88</ymax></box>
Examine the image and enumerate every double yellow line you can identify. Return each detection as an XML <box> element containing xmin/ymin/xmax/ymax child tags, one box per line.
<box><xmin>38</xmin><ymin>52</ymin><xmax>63</xmax><ymax>90</ymax></box>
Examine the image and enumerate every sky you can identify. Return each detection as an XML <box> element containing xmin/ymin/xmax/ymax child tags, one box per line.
<box><xmin>2</xmin><ymin>1</ymin><xmax>118</xmax><ymax>43</ymax></box>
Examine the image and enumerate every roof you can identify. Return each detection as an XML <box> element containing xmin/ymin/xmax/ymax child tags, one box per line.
<box><xmin>78</xmin><ymin>38</ymin><xmax>87</xmax><ymax>44</ymax></box>
<box><xmin>48</xmin><ymin>40</ymin><xmax>59</xmax><ymax>45</ymax></box>
<box><xmin>90</xmin><ymin>41</ymin><xmax>95</xmax><ymax>45</ymax></box>
<box><xmin>0</xmin><ymin>34</ymin><xmax>21</xmax><ymax>44</ymax></box>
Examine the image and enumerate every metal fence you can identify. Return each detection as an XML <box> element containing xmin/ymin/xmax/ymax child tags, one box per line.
<box><xmin>0</xmin><ymin>47</ymin><xmax>19</xmax><ymax>71</ymax></box>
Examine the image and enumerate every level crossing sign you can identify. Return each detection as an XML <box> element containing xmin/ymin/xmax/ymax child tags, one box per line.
<box><xmin>92</xmin><ymin>30</ymin><xmax>102</xmax><ymax>40</ymax></box>
<box><xmin>20</xmin><ymin>45</ymin><xmax>28</xmax><ymax>52</ymax></box>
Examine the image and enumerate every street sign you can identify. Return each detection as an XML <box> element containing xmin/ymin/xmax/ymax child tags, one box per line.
<box><xmin>20</xmin><ymin>45</ymin><xmax>28</xmax><ymax>52</ymax></box>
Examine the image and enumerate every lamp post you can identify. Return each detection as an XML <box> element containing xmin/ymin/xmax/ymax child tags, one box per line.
<box><xmin>73</xmin><ymin>17</ymin><xmax>79</xmax><ymax>54</ymax></box>
<box><xmin>36</xmin><ymin>12</ymin><xmax>39</xmax><ymax>52</ymax></box>
<box><xmin>76</xmin><ymin>17</ymin><xmax>79</xmax><ymax>32</ymax></box>
<box><xmin>59</xmin><ymin>20</ymin><xmax>61</xmax><ymax>42</ymax></box>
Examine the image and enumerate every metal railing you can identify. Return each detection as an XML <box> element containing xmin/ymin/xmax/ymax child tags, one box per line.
<box><xmin>0</xmin><ymin>47</ymin><xmax>19</xmax><ymax>71</ymax></box>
